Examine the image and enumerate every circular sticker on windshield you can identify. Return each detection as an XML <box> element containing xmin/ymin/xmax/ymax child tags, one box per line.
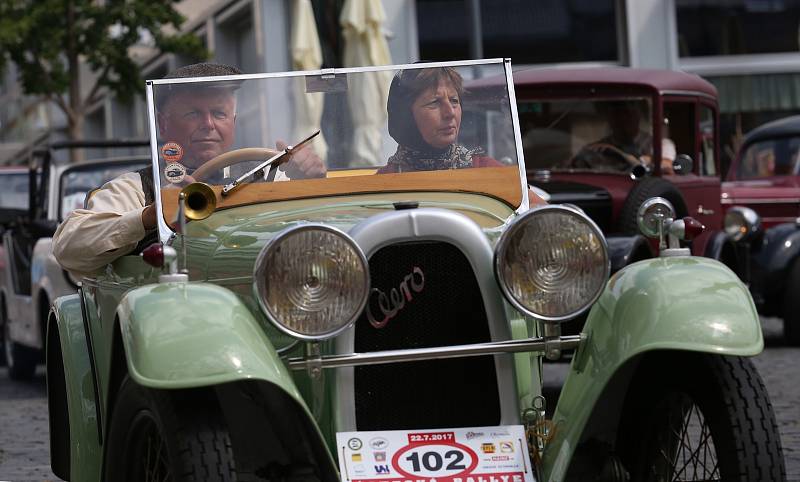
<box><xmin>161</xmin><ymin>142</ymin><xmax>184</xmax><ymax>162</ymax></box>
<box><xmin>164</xmin><ymin>162</ymin><xmax>187</xmax><ymax>184</ymax></box>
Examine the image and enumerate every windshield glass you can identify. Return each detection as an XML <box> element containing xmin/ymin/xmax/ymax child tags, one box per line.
<box><xmin>0</xmin><ymin>172</ymin><xmax>29</xmax><ymax>210</ymax></box>
<box><xmin>737</xmin><ymin>137</ymin><xmax>800</xmax><ymax>180</ymax></box>
<box><xmin>60</xmin><ymin>160</ymin><xmax>148</xmax><ymax>220</ymax></box>
<box><xmin>147</xmin><ymin>60</ymin><xmax>524</xmax><ymax>232</ymax></box>
<box><xmin>518</xmin><ymin>97</ymin><xmax>654</xmax><ymax>173</ymax></box>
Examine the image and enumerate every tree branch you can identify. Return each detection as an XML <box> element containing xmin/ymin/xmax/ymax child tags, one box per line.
<box><xmin>85</xmin><ymin>65</ymin><xmax>110</xmax><ymax>107</ymax></box>
<box><xmin>48</xmin><ymin>93</ymin><xmax>74</xmax><ymax>124</ymax></box>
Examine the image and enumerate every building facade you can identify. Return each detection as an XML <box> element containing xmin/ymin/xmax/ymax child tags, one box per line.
<box><xmin>1</xmin><ymin>0</ymin><xmax>798</xmax><ymax>173</ymax></box>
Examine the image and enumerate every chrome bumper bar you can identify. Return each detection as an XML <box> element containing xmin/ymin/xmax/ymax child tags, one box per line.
<box><xmin>287</xmin><ymin>334</ymin><xmax>584</xmax><ymax>371</ymax></box>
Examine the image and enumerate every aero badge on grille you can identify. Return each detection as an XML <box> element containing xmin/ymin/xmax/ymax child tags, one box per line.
<box><xmin>366</xmin><ymin>266</ymin><xmax>425</xmax><ymax>328</ymax></box>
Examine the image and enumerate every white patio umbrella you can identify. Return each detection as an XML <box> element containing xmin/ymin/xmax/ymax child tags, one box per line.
<box><xmin>340</xmin><ymin>0</ymin><xmax>393</xmax><ymax>166</ymax></box>
<box><xmin>290</xmin><ymin>0</ymin><xmax>328</xmax><ymax>160</ymax></box>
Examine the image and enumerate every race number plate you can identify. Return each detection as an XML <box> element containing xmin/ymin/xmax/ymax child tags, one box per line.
<box><xmin>335</xmin><ymin>426</ymin><xmax>534</xmax><ymax>482</ymax></box>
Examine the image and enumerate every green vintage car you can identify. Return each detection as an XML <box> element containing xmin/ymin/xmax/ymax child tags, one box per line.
<box><xmin>46</xmin><ymin>59</ymin><xmax>785</xmax><ymax>481</ymax></box>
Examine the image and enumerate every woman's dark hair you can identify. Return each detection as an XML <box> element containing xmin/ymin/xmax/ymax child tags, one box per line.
<box><xmin>387</xmin><ymin>67</ymin><xmax>464</xmax><ymax>151</ymax></box>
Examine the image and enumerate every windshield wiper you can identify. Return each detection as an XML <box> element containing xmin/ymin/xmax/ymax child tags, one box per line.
<box><xmin>221</xmin><ymin>130</ymin><xmax>320</xmax><ymax>197</ymax></box>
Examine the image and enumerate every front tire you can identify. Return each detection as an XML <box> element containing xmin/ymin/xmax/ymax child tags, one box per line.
<box><xmin>618</xmin><ymin>353</ymin><xmax>785</xmax><ymax>482</ymax></box>
<box><xmin>104</xmin><ymin>376</ymin><xmax>237</xmax><ymax>481</ymax></box>
<box><xmin>4</xmin><ymin>321</ymin><xmax>37</xmax><ymax>380</ymax></box>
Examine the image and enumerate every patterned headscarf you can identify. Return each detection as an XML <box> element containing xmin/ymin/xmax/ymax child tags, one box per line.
<box><xmin>385</xmin><ymin>144</ymin><xmax>482</xmax><ymax>172</ymax></box>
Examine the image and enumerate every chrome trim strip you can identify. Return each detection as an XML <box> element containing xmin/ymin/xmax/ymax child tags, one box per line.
<box><xmin>291</xmin><ymin>335</ymin><xmax>581</xmax><ymax>370</ymax></box>
<box><xmin>504</xmin><ymin>58</ymin><xmax>529</xmax><ymax>213</ymax></box>
<box><xmin>335</xmin><ymin>208</ymin><xmax>521</xmax><ymax>432</ymax></box>
<box><xmin>148</xmin><ymin>59</ymin><xmax>506</xmax><ymax>85</ymax></box>
<box><xmin>721</xmin><ymin>198</ymin><xmax>800</xmax><ymax>204</ymax></box>
<box><xmin>146</xmin><ymin>82</ymin><xmax>172</xmax><ymax>244</ymax></box>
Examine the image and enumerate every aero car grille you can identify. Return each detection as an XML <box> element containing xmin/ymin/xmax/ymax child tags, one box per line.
<box><xmin>354</xmin><ymin>241</ymin><xmax>501</xmax><ymax>431</ymax></box>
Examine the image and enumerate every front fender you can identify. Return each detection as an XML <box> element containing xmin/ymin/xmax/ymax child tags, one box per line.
<box><xmin>543</xmin><ymin>256</ymin><xmax>762</xmax><ymax>482</ymax></box>
<box><xmin>49</xmin><ymin>294</ymin><xmax>102</xmax><ymax>482</ymax></box>
<box><xmin>754</xmin><ymin>223</ymin><xmax>800</xmax><ymax>283</ymax></box>
<box><xmin>117</xmin><ymin>282</ymin><xmax>301</xmax><ymax>401</ymax></box>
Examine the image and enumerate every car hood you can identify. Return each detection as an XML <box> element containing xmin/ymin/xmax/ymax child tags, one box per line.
<box><xmin>180</xmin><ymin>192</ymin><xmax>515</xmax><ymax>282</ymax></box>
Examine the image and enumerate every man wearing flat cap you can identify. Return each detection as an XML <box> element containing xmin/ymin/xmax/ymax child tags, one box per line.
<box><xmin>53</xmin><ymin>62</ymin><xmax>325</xmax><ymax>277</ymax></box>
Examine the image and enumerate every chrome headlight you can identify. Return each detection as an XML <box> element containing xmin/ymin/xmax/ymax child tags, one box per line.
<box><xmin>724</xmin><ymin>206</ymin><xmax>761</xmax><ymax>242</ymax></box>
<box><xmin>254</xmin><ymin>225</ymin><xmax>369</xmax><ymax>340</ymax></box>
<box><xmin>495</xmin><ymin>205</ymin><xmax>609</xmax><ymax>321</ymax></box>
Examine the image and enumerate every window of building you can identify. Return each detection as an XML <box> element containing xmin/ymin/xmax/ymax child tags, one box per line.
<box><xmin>417</xmin><ymin>0</ymin><xmax>620</xmax><ymax>64</ymax></box>
<box><xmin>677</xmin><ymin>0</ymin><xmax>800</xmax><ymax>57</ymax></box>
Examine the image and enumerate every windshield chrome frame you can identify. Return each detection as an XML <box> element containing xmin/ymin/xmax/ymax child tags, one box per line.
<box><xmin>145</xmin><ymin>58</ymin><xmax>529</xmax><ymax>243</ymax></box>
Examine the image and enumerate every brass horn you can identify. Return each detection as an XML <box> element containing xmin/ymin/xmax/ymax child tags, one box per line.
<box><xmin>180</xmin><ymin>182</ymin><xmax>217</xmax><ymax>220</ymax></box>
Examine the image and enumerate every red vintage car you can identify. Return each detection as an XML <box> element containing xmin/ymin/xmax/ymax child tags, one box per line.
<box><xmin>722</xmin><ymin>115</ymin><xmax>800</xmax><ymax>228</ymax></box>
<box><xmin>512</xmin><ymin>67</ymin><xmax>733</xmax><ymax>270</ymax></box>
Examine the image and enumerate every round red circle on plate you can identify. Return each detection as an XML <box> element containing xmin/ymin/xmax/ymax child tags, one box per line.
<box><xmin>161</xmin><ymin>142</ymin><xmax>184</xmax><ymax>162</ymax></box>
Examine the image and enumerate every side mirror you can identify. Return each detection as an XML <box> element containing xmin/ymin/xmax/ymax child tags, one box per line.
<box><xmin>630</xmin><ymin>163</ymin><xmax>650</xmax><ymax>179</ymax></box>
<box><xmin>672</xmin><ymin>154</ymin><xmax>694</xmax><ymax>175</ymax></box>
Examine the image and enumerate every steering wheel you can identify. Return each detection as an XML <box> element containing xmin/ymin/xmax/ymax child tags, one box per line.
<box><xmin>587</xmin><ymin>143</ymin><xmax>641</xmax><ymax>167</ymax></box>
<box><xmin>191</xmin><ymin>147</ymin><xmax>281</xmax><ymax>181</ymax></box>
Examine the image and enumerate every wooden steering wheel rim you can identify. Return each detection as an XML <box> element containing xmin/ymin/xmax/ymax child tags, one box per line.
<box><xmin>191</xmin><ymin>147</ymin><xmax>281</xmax><ymax>181</ymax></box>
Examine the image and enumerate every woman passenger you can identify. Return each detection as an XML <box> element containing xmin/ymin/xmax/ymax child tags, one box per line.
<box><xmin>378</xmin><ymin>67</ymin><xmax>502</xmax><ymax>173</ymax></box>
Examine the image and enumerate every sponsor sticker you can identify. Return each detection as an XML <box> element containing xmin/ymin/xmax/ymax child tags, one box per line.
<box><xmin>164</xmin><ymin>162</ymin><xmax>186</xmax><ymax>184</ymax></box>
<box><xmin>161</xmin><ymin>141</ymin><xmax>184</xmax><ymax>162</ymax></box>
<box><xmin>370</xmin><ymin>437</ymin><xmax>389</xmax><ymax>450</ymax></box>
<box><xmin>336</xmin><ymin>426</ymin><xmax>532</xmax><ymax>482</ymax></box>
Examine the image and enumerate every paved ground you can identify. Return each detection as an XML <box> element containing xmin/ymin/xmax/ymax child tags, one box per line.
<box><xmin>752</xmin><ymin>317</ymin><xmax>800</xmax><ymax>481</ymax></box>
<box><xmin>0</xmin><ymin>318</ymin><xmax>797</xmax><ymax>481</ymax></box>
<box><xmin>0</xmin><ymin>366</ymin><xmax>55</xmax><ymax>481</ymax></box>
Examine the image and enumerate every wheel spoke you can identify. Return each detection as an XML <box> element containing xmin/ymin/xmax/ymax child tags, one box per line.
<box><xmin>669</xmin><ymin>401</ymin><xmax>719</xmax><ymax>481</ymax></box>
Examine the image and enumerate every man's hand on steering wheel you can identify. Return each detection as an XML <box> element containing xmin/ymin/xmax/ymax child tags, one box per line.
<box><xmin>276</xmin><ymin>140</ymin><xmax>326</xmax><ymax>179</ymax></box>
<box><xmin>586</xmin><ymin>142</ymin><xmax>641</xmax><ymax>167</ymax></box>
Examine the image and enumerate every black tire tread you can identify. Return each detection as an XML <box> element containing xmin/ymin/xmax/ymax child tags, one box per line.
<box><xmin>106</xmin><ymin>377</ymin><xmax>238</xmax><ymax>481</ymax></box>
<box><xmin>707</xmin><ymin>355</ymin><xmax>785</xmax><ymax>481</ymax></box>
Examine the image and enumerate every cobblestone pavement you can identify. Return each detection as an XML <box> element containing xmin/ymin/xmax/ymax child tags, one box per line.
<box><xmin>0</xmin><ymin>367</ymin><xmax>56</xmax><ymax>481</ymax></box>
<box><xmin>753</xmin><ymin>317</ymin><xmax>800</xmax><ymax>482</ymax></box>
<box><xmin>0</xmin><ymin>318</ymin><xmax>797</xmax><ymax>481</ymax></box>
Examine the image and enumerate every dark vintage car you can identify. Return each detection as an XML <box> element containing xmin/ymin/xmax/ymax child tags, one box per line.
<box><xmin>510</xmin><ymin>68</ymin><xmax>732</xmax><ymax>271</ymax></box>
<box><xmin>721</xmin><ymin>115</ymin><xmax>800</xmax><ymax>344</ymax></box>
